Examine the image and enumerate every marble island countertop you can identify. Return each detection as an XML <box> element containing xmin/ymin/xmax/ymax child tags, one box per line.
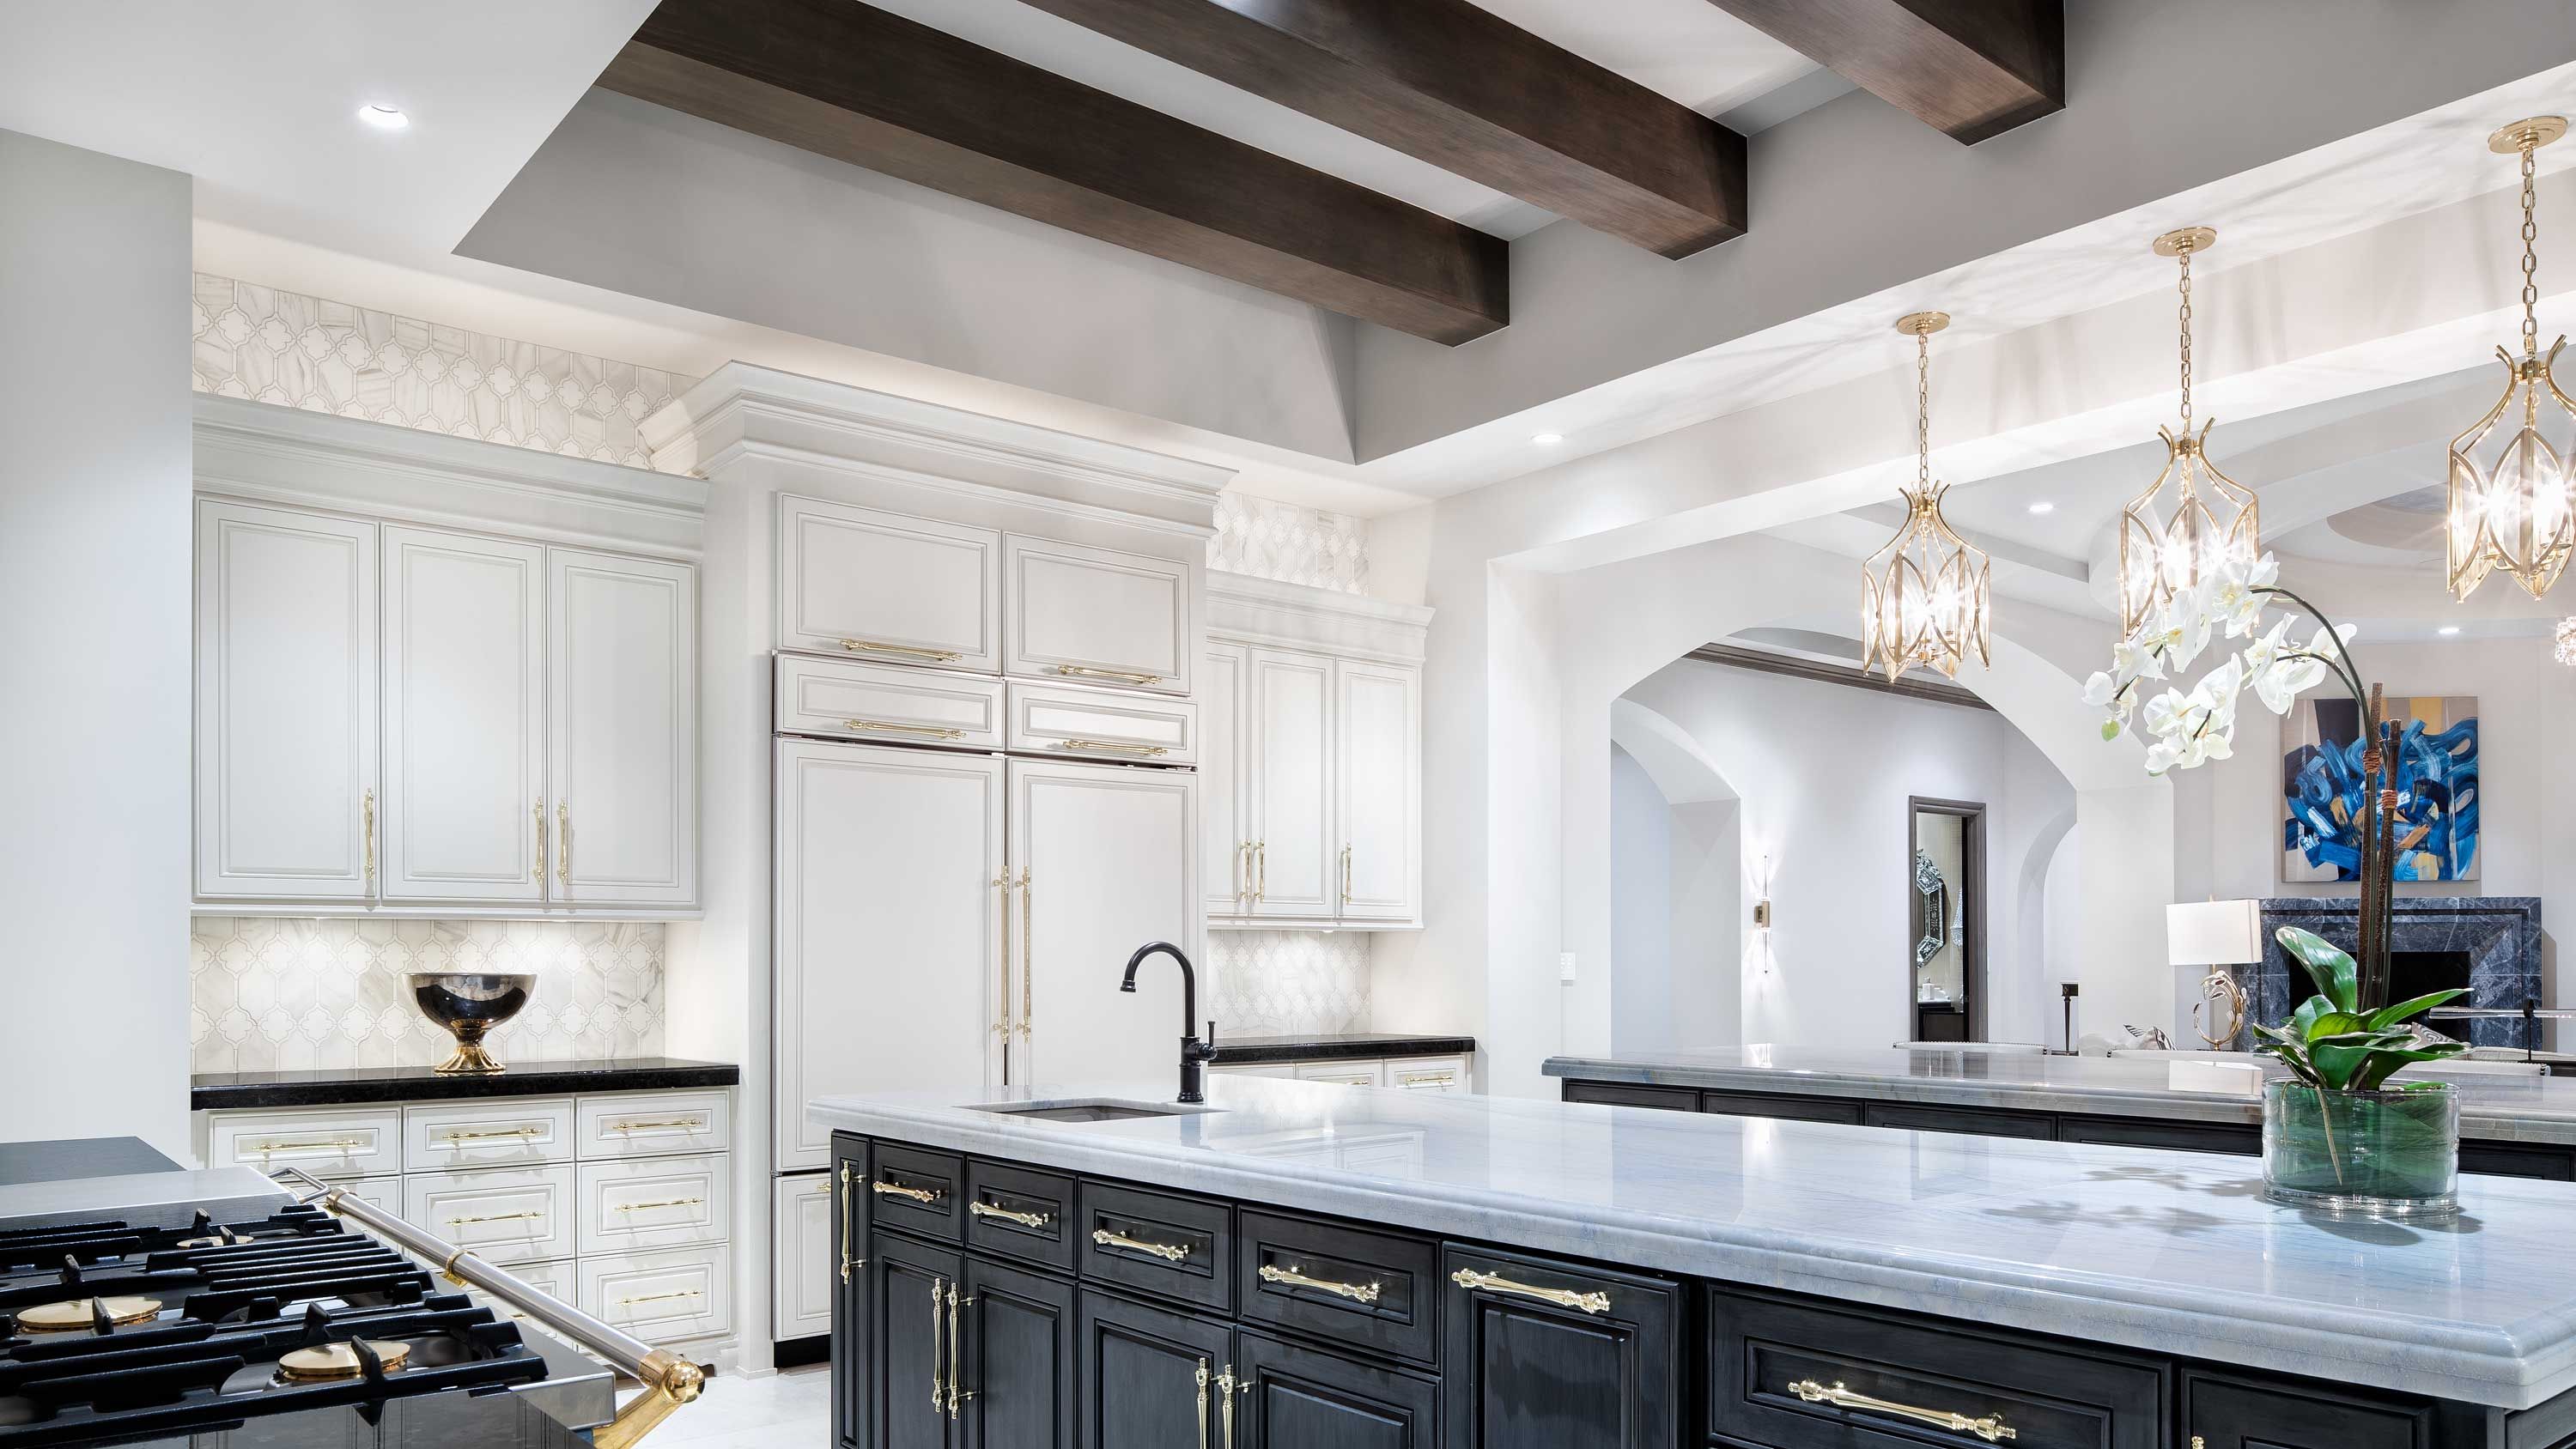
<box><xmin>813</xmin><ymin>1075</ymin><xmax>2576</xmax><ymax>1410</ymax></box>
<box><xmin>1544</xmin><ymin>1046</ymin><xmax>2576</xmax><ymax>1144</ymax></box>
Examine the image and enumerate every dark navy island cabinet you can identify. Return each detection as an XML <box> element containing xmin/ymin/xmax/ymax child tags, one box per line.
<box><xmin>830</xmin><ymin>1130</ymin><xmax>2571</xmax><ymax>1449</ymax></box>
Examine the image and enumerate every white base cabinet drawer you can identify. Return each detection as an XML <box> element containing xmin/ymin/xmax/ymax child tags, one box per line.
<box><xmin>580</xmin><ymin>1246</ymin><xmax>732</xmax><ymax>1342</ymax></box>
<box><xmin>403</xmin><ymin>1100</ymin><xmax>574</xmax><ymax>1172</ymax></box>
<box><xmin>329</xmin><ymin>1177</ymin><xmax>402</xmax><ymax>1216</ymax></box>
<box><xmin>772</xmin><ymin>1173</ymin><xmax>836</xmax><ymax>1341</ymax></box>
<box><xmin>775</xmin><ymin>655</ymin><xmax>1004</xmax><ymax>749</ymax></box>
<box><xmin>1385</xmin><ymin>1056</ymin><xmax>1467</xmax><ymax>1092</ymax></box>
<box><xmin>403</xmin><ymin>1166</ymin><xmax>577</xmax><ymax>1265</ymax></box>
<box><xmin>579</xmin><ymin>1155</ymin><xmax>731</xmax><ymax>1255</ymax></box>
<box><xmin>1005</xmin><ymin>681</ymin><xmax>1198</xmax><ymax>764</ymax></box>
<box><xmin>577</xmin><ymin>1092</ymin><xmax>729</xmax><ymax>1160</ymax></box>
<box><xmin>210</xmin><ymin>1108</ymin><xmax>403</xmax><ymax>1180</ymax></box>
<box><xmin>1294</xmin><ymin>1062</ymin><xmax>1385</xmax><ymax>1088</ymax></box>
<box><xmin>1211</xmin><ymin>1064</ymin><xmax>1298</xmax><ymax>1080</ymax></box>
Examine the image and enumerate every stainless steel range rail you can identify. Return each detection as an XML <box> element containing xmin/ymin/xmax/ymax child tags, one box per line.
<box><xmin>270</xmin><ymin>1166</ymin><xmax>702</xmax><ymax>1449</ymax></box>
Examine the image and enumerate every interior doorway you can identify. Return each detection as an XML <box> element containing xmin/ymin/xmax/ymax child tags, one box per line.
<box><xmin>1907</xmin><ymin>797</ymin><xmax>1987</xmax><ymax>1043</ymax></box>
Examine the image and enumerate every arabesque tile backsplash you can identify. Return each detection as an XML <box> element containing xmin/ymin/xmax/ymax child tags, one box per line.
<box><xmin>190</xmin><ymin>918</ymin><xmax>664</xmax><ymax>1074</ymax></box>
<box><xmin>1206</xmin><ymin>931</ymin><xmax>1370</xmax><ymax>1036</ymax></box>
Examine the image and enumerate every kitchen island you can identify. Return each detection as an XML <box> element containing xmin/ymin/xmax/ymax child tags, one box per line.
<box><xmin>812</xmin><ymin>1075</ymin><xmax>2576</xmax><ymax>1449</ymax></box>
<box><xmin>1545</xmin><ymin>1046</ymin><xmax>2576</xmax><ymax>1179</ymax></box>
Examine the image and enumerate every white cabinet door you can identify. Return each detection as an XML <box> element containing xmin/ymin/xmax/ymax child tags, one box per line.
<box><xmin>1246</xmin><ymin>648</ymin><xmax>1334</xmax><ymax>919</ymax></box>
<box><xmin>1334</xmin><ymin>659</ymin><xmax>1420</xmax><ymax>923</ymax></box>
<box><xmin>775</xmin><ymin>740</ymin><xmax>1006</xmax><ymax>1169</ymax></box>
<box><xmin>1009</xmin><ymin>758</ymin><xmax>1197</xmax><ymax>1088</ymax></box>
<box><xmin>1002</xmin><ymin>536</ymin><xmax>1194</xmax><ymax>696</ymax></box>
<box><xmin>1200</xmin><ymin>643</ymin><xmax>1249</xmax><ymax>918</ymax></box>
<box><xmin>196</xmin><ymin>500</ymin><xmax>380</xmax><ymax>901</ymax></box>
<box><xmin>772</xmin><ymin>1173</ymin><xmax>836</xmax><ymax>1341</ymax></box>
<box><xmin>778</xmin><ymin>494</ymin><xmax>1000</xmax><ymax>671</ymax></box>
<box><xmin>549</xmin><ymin>549</ymin><xmax>696</xmax><ymax>907</ymax></box>
<box><xmin>380</xmin><ymin>526</ymin><xmax>547</xmax><ymax>903</ymax></box>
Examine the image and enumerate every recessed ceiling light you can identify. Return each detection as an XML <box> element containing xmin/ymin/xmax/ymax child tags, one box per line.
<box><xmin>2439</xmin><ymin>626</ymin><xmax>2462</xmax><ymax>636</ymax></box>
<box><xmin>1531</xmin><ymin>432</ymin><xmax>1564</xmax><ymax>446</ymax></box>
<box><xmin>358</xmin><ymin>104</ymin><xmax>409</xmax><ymax>130</ymax></box>
<box><xmin>2027</xmin><ymin>501</ymin><xmax>2056</xmax><ymax>515</ymax></box>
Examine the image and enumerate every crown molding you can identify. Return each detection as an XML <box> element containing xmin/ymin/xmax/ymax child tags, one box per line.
<box><xmin>1208</xmin><ymin>570</ymin><xmax>1433</xmax><ymax>664</ymax></box>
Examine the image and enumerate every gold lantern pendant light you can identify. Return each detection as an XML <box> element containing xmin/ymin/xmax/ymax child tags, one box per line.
<box><xmin>2447</xmin><ymin>115</ymin><xmax>2575</xmax><ymax>602</ymax></box>
<box><xmin>2117</xmin><ymin>227</ymin><xmax>2259</xmax><ymax>640</ymax></box>
<box><xmin>1862</xmin><ymin>311</ymin><xmax>1990</xmax><ymax>682</ymax></box>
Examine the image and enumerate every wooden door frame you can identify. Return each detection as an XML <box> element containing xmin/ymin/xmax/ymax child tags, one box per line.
<box><xmin>1906</xmin><ymin>797</ymin><xmax>1990</xmax><ymax>1042</ymax></box>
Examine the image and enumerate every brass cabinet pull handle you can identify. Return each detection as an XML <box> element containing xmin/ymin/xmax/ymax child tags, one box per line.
<box><xmin>607</xmin><ymin>1117</ymin><xmax>698</xmax><ymax>1134</ymax></box>
<box><xmin>556</xmin><ymin>801</ymin><xmax>572</xmax><ymax>885</ymax></box>
<box><xmin>1259</xmin><ymin>1262</ymin><xmax>1382</xmax><ymax>1304</ymax></box>
<box><xmin>1231</xmin><ymin>841</ymin><xmax>1247</xmax><ymax>910</ymax></box>
<box><xmin>1056</xmin><ymin>737</ymin><xmax>1170</xmax><ymax>756</ymax></box>
<box><xmin>839</xmin><ymin>637</ymin><xmax>962</xmax><ymax>663</ymax></box>
<box><xmin>1052</xmin><ymin>664</ymin><xmax>1163</xmax><ymax>685</ymax></box>
<box><xmin>361</xmin><ymin>788</ymin><xmax>377</xmax><ymax>896</ymax></box>
<box><xmin>991</xmin><ymin>873</ymin><xmax>1014</xmax><ymax>1041</ymax></box>
<box><xmin>532</xmin><ymin>799</ymin><xmax>547</xmax><ymax>882</ymax></box>
<box><xmin>615</xmin><ymin>1288</ymin><xmax>702</xmax><ymax>1307</ymax></box>
<box><xmin>1254</xmin><ymin>841</ymin><xmax>1266</xmax><ymax>905</ymax></box>
<box><xmin>611</xmin><ymin>1196</ymin><xmax>705</xmax><ymax>1214</ymax></box>
<box><xmin>1092</xmin><ymin>1227</ymin><xmax>1189</xmax><ymax>1263</ymax></box>
<box><xmin>838</xmin><ymin>1163</ymin><xmax>859</xmax><ymax>1284</ymax></box>
<box><xmin>1195</xmin><ymin>1360</ymin><xmax>1212</xmax><ymax>1449</ymax></box>
<box><xmin>929</xmin><ymin>1276</ymin><xmax>946</xmax><ymax>1414</ymax></box>
<box><xmin>1017</xmin><ymin>867</ymin><xmax>1033</xmax><ymax>1043</ymax></box>
<box><xmin>445</xmin><ymin>1209</ymin><xmax>546</xmax><ymax>1227</ymax></box>
<box><xmin>1217</xmin><ymin>1364</ymin><xmax>1244</xmax><ymax>1448</ymax></box>
<box><xmin>843</xmin><ymin>718</ymin><xmax>965</xmax><ymax>740</ymax></box>
<box><xmin>1341</xmin><ymin>843</ymin><xmax>1353</xmax><ymax>904</ymax></box>
<box><xmin>1398</xmin><ymin>1071</ymin><xmax>1455</xmax><ymax>1089</ymax></box>
<box><xmin>442</xmin><ymin>1125</ymin><xmax>544</xmax><ymax>1143</ymax></box>
<box><xmin>970</xmin><ymin>1198</ymin><xmax>1052</xmax><ymax>1230</ymax></box>
<box><xmin>1787</xmin><ymin>1379</ymin><xmax>2018</xmax><ymax>1442</ymax></box>
<box><xmin>947</xmin><ymin>1282</ymin><xmax>972</xmax><ymax>1418</ymax></box>
<box><xmin>1449</xmin><ymin>1267</ymin><xmax>1609</xmax><ymax>1315</ymax></box>
<box><xmin>254</xmin><ymin>1137</ymin><xmax>367</xmax><ymax>1159</ymax></box>
<box><xmin>873</xmin><ymin>1179</ymin><xmax>943</xmax><ymax>1206</ymax></box>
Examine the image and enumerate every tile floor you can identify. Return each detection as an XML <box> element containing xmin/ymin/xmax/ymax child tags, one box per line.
<box><xmin>649</xmin><ymin>1362</ymin><xmax>833</xmax><ymax>1448</ymax></box>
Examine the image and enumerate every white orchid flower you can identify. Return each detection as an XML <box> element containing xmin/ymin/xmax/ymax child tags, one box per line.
<box><xmin>2206</xmin><ymin>555</ymin><xmax>2275</xmax><ymax>638</ymax></box>
<box><xmin>2109</xmin><ymin>635</ymin><xmax>2163</xmax><ymax>682</ymax></box>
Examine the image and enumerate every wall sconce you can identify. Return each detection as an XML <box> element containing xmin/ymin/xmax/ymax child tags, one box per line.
<box><xmin>1753</xmin><ymin>898</ymin><xmax>1772</xmax><ymax>928</ymax></box>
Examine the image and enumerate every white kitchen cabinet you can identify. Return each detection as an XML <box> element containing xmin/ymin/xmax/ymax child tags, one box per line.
<box><xmin>1007</xmin><ymin>757</ymin><xmax>1198</xmax><ymax>1086</ymax></box>
<box><xmin>1246</xmin><ymin>647</ymin><xmax>1337</xmax><ymax>920</ymax></box>
<box><xmin>771</xmin><ymin>1172</ymin><xmax>837</xmax><ymax>1342</ymax></box>
<box><xmin>1002</xmin><ymin>535</ymin><xmax>1194</xmax><ymax>696</ymax></box>
<box><xmin>1294</xmin><ymin>1061</ymin><xmax>1384</xmax><ymax>1088</ymax></box>
<box><xmin>549</xmin><ymin>549</ymin><xmax>696</xmax><ymax>908</ymax></box>
<box><xmin>1334</xmin><ymin>659</ymin><xmax>1421</xmax><ymax>923</ymax></box>
<box><xmin>380</xmin><ymin>526</ymin><xmax>548</xmax><ymax>904</ymax></box>
<box><xmin>774</xmin><ymin>654</ymin><xmax>1005</xmax><ymax>750</ymax></box>
<box><xmin>1200</xmin><ymin>643</ymin><xmax>1250</xmax><ymax>916</ymax></box>
<box><xmin>777</xmin><ymin>494</ymin><xmax>1001</xmax><ymax>670</ymax></box>
<box><xmin>774</xmin><ymin>740</ymin><xmax>1006</xmax><ymax>1170</ymax></box>
<box><xmin>1005</xmin><ymin>680</ymin><xmax>1199</xmax><ymax>765</ymax></box>
<box><xmin>195</xmin><ymin>500</ymin><xmax>380</xmax><ymax>901</ymax></box>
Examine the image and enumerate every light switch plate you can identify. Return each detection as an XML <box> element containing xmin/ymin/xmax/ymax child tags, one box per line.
<box><xmin>1558</xmin><ymin>951</ymin><xmax>1577</xmax><ymax>983</ymax></box>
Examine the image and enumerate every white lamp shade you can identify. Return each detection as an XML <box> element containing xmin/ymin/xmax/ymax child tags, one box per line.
<box><xmin>2167</xmin><ymin>900</ymin><xmax>2263</xmax><ymax>967</ymax></box>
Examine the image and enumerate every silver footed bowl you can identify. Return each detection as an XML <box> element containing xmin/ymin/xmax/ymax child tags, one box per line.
<box><xmin>408</xmin><ymin>973</ymin><xmax>536</xmax><ymax>1076</ymax></box>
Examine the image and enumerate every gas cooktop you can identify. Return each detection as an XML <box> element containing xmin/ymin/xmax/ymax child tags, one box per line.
<box><xmin>0</xmin><ymin>1201</ymin><xmax>594</xmax><ymax>1447</ymax></box>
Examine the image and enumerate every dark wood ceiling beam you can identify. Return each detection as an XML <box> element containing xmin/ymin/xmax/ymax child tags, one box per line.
<box><xmin>1017</xmin><ymin>0</ymin><xmax>1747</xmax><ymax>259</ymax></box>
<box><xmin>599</xmin><ymin>0</ymin><xmax>1507</xmax><ymax>344</ymax></box>
<box><xmin>1699</xmin><ymin>0</ymin><xmax>2063</xmax><ymax>143</ymax></box>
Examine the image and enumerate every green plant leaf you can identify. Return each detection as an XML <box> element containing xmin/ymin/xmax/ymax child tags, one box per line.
<box><xmin>2274</xmin><ymin>926</ymin><xmax>2357</xmax><ymax>1013</ymax></box>
<box><xmin>2292</xmin><ymin>997</ymin><xmax>2364</xmax><ymax>1044</ymax></box>
<box><xmin>2363</xmin><ymin>988</ymin><xmax>2470</xmax><ymax>1032</ymax></box>
<box><xmin>2308</xmin><ymin>1040</ymin><xmax>2379</xmax><ymax>1089</ymax></box>
<box><xmin>2354</xmin><ymin>1045</ymin><xmax>2470</xmax><ymax>1091</ymax></box>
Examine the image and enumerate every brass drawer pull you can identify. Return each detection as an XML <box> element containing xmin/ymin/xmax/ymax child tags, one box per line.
<box><xmin>1398</xmin><ymin>1071</ymin><xmax>1455</xmax><ymax>1089</ymax></box>
<box><xmin>873</xmin><ymin>1179</ymin><xmax>944</xmax><ymax>1206</ymax></box>
<box><xmin>1195</xmin><ymin>1360</ymin><xmax>1212</xmax><ymax>1449</ymax></box>
<box><xmin>441</xmin><ymin>1126</ymin><xmax>544</xmax><ymax>1143</ymax></box>
<box><xmin>1051</xmin><ymin>664</ymin><xmax>1164</xmax><ymax>685</ymax></box>
<box><xmin>615</xmin><ymin>1288</ymin><xmax>702</xmax><ymax>1308</ymax></box>
<box><xmin>947</xmin><ymin>1282</ymin><xmax>972</xmax><ymax>1418</ymax></box>
<box><xmin>838</xmin><ymin>1164</ymin><xmax>862</xmax><ymax>1283</ymax></box>
<box><xmin>606</xmin><ymin>1117</ymin><xmax>698</xmax><ymax>1134</ymax></box>
<box><xmin>842</xmin><ymin>718</ymin><xmax>966</xmax><ymax>740</ymax></box>
<box><xmin>970</xmin><ymin>1198</ymin><xmax>1053</xmax><ymax>1230</ymax></box>
<box><xmin>839</xmin><ymin>638</ymin><xmax>963</xmax><ymax>662</ymax></box>
<box><xmin>1788</xmin><ymin>1379</ymin><xmax>2018</xmax><ymax>1442</ymax></box>
<box><xmin>252</xmin><ymin>1137</ymin><xmax>368</xmax><ymax>1158</ymax></box>
<box><xmin>1259</xmin><ymin>1262</ymin><xmax>1382</xmax><ymax>1304</ymax></box>
<box><xmin>445</xmin><ymin>1210</ymin><xmax>546</xmax><ymax>1227</ymax></box>
<box><xmin>611</xmin><ymin>1196</ymin><xmax>706</xmax><ymax>1214</ymax></box>
<box><xmin>1092</xmin><ymin>1227</ymin><xmax>1189</xmax><ymax>1263</ymax></box>
<box><xmin>1056</xmin><ymin>737</ymin><xmax>1170</xmax><ymax>756</ymax></box>
<box><xmin>930</xmin><ymin>1276</ymin><xmax>947</xmax><ymax>1412</ymax></box>
<box><xmin>1449</xmin><ymin>1267</ymin><xmax>1609</xmax><ymax>1315</ymax></box>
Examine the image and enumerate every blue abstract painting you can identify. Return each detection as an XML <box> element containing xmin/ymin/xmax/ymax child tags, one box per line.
<box><xmin>2281</xmin><ymin>694</ymin><xmax>2479</xmax><ymax>882</ymax></box>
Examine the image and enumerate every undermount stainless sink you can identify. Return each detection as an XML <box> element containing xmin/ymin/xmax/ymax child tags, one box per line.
<box><xmin>964</xmin><ymin>1100</ymin><xmax>1218</xmax><ymax>1125</ymax></box>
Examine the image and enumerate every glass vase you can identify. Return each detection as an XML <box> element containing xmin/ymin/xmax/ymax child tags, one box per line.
<box><xmin>2262</xmin><ymin>1078</ymin><xmax>2458</xmax><ymax>1218</ymax></box>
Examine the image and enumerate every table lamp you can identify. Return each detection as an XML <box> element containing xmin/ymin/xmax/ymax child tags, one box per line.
<box><xmin>2167</xmin><ymin>900</ymin><xmax>2262</xmax><ymax>1048</ymax></box>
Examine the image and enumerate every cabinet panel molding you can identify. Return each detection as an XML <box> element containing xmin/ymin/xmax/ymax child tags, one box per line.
<box><xmin>548</xmin><ymin>547</ymin><xmax>697</xmax><ymax>907</ymax></box>
<box><xmin>779</xmin><ymin>493</ymin><xmax>1001</xmax><ymax>669</ymax></box>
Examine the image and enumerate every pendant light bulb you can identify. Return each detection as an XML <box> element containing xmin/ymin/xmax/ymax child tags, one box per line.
<box><xmin>1861</xmin><ymin>312</ymin><xmax>1991</xmax><ymax>682</ymax></box>
<box><xmin>2447</xmin><ymin>116</ymin><xmax>2576</xmax><ymax>603</ymax></box>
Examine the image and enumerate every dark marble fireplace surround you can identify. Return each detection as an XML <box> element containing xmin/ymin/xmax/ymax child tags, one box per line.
<box><xmin>2249</xmin><ymin>896</ymin><xmax>2543</xmax><ymax>1049</ymax></box>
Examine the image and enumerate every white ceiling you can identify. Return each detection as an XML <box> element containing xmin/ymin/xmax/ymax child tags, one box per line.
<box><xmin>0</xmin><ymin>1</ymin><xmax>655</xmax><ymax>258</ymax></box>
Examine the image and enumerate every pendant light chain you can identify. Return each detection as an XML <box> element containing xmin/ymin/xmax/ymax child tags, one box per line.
<box><xmin>1916</xmin><ymin>326</ymin><xmax>1932</xmax><ymax>489</ymax></box>
<box><xmin>2521</xmin><ymin>131</ymin><xmax>2542</xmax><ymax>361</ymax></box>
<box><xmin>2177</xmin><ymin>242</ymin><xmax>2195</xmax><ymax>432</ymax></box>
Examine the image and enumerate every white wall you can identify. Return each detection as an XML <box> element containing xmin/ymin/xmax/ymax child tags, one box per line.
<box><xmin>0</xmin><ymin>128</ymin><xmax>192</xmax><ymax>1155</ymax></box>
<box><xmin>1619</xmin><ymin>658</ymin><xmax>2076</xmax><ymax>1049</ymax></box>
<box><xmin>1607</xmin><ymin>746</ymin><xmax>1674</xmax><ymax>1054</ymax></box>
<box><xmin>1608</xmin><ymin>743</ymin><xmax>1742</xmax><ymax>1055</ymax></box>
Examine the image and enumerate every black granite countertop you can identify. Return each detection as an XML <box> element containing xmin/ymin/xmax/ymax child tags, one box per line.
<box><xmin>1210</xmin><ymin>1032</ymin><xmax>1474</xmax><ymax>1065</ymax></box>
<box><xmin>191</xmin><ymin>1057</ymin><xmax>740</xmax><ymax>1111</ymax></box>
